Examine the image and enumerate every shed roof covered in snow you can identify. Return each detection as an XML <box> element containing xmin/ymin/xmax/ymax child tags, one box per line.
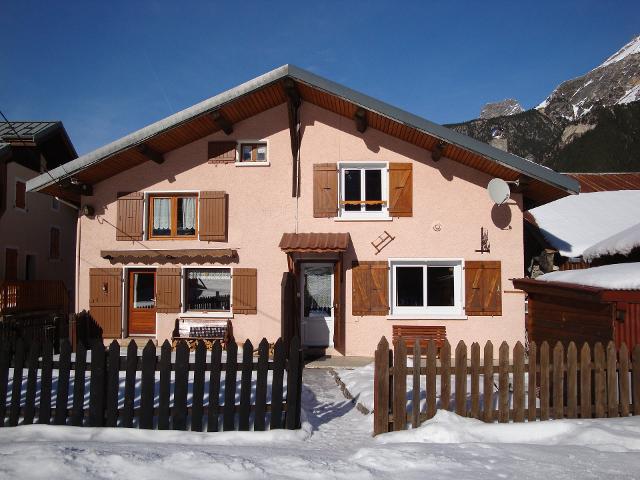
<box><xmin>536</xmin><ymin>262</ymin><xmax>640</xmax><ymax>290</ymax></box>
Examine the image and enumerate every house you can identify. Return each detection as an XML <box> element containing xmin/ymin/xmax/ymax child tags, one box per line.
<box><xmin>1</xmin><ymin>121</ymin><xmax>78</xmax><ymax>310</ymax></box>
<box><xmin>26</xmin><ymin>65</ymin><xmax>579</xmax><ymax>356</ymax></box>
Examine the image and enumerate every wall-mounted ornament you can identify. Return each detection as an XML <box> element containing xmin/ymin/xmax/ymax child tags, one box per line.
<box><xmin>371</xmin><ymin>230</ymin><xmax>395</xmax><ymax>255</ymax></box>
<box><xmin>475</xmin><ymin>227</ymin><xmax>490</xmax><ymax>254</ymax></box>
<box><xmin>432</xmin><ymin>222</ymin><xmax>442</xmax><ymax>232</ymax></box>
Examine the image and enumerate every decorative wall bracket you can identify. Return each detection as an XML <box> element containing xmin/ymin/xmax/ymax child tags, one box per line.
<box><xmin>475</xmin><ymin>227</ymin><xmax>490</xmax><ymax>254</ymax></box>
<box><xmin>372</xmin><ymin>230</ymin><xmax>395</xmax><ymax>255</ymax></box>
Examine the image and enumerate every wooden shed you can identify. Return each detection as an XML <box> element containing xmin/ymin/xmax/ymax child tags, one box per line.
<box><xmin>513</xmin><ymin>276</ymin><xmax>640</xmax><ymax>349</ymax></box>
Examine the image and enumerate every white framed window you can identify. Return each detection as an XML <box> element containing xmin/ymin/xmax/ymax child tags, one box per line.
<box><xmin>236</xmin><ymin>140</ymin><xmax>269</xmax><ymax>166</ymax></box>
<box><xmin>183</xmin><ymin>267</ymin><xmax>232</xmax><ymax>315</ymax></box>
<box><xmin>338</xmin><ymin>162</ymin><xmax>389</xmax><ymax>219</ymax></box>
<box><xmin>389</xmin><ymin>259</ymin><xmax>464</xmax><ymax>316</ymax></box>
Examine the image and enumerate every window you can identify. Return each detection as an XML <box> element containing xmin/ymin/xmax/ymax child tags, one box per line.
<box><xmin>390</xmin><ymin>259</ymin><xmax>463</xmax><ymax>315</ymax></box>
<box><xmin>238</xmin><ymin>142</ymin><xmax>267</xmax><ymax>163</ymax></box>
<box><xmin>339</xmin><ymin>163</ymin><xmax>388</xmax><ymax>218</ymax></box>
<box><xmin>49</xmin><ymin>228</ymin><xmax>60</xmax><ymax>260</ymax></box>
<box><xmin>15</xmin><ymin>180</ymin><xmax>26</xmax><ymax>210</ymax></box>
<box><xmin>25</xmin><ymin>255</ymin><xmax>36</xmax><ymax>280</ymax></box>
<box><xmin>184</xmin><ymin>268</ymin><xmax>231</xmax><ymax>312</ymax></box>
<box><xmin>148</xmin><ymin>194</ymin><xmax>197</xmax><ymax>239</ymax></box>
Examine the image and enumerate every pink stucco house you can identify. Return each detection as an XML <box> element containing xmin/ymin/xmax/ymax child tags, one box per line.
<box><xmin>27</xmin><ymin>66</ymin><xmax>579</xmax><ymax>356</ymax></box>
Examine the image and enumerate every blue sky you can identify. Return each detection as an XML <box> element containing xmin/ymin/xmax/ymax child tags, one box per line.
<box><xmin>1</xmin><ymin>0</ymin><xmax>639</xmax><ymax>155</ymax></box>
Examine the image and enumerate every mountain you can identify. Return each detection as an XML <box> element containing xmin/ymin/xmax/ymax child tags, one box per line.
<box><xmin>447</xmin><ymin>35</ymin><xmax>640</xmax><ymax>173</ymax></box>
<box><xmin>480</xmin><ymin>99</ymin><xmax>524</xmax><ymax>119</ymax></box>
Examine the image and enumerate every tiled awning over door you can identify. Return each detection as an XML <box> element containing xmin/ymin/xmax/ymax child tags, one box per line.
<box><xmin>278</xmin><ymin>233</ymin><xmax>350</xmax><ymax>253</ymax></box>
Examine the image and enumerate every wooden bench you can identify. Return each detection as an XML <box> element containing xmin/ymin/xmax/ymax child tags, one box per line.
<box><xmin>392</xmin><ymin>325</ymin><xmax>447</xmax><ymax>352</ymax></box>
<box><xmin>172</xmin><ymin>318</ymin><xmax>232</xmax><ymax>350</ymax></box>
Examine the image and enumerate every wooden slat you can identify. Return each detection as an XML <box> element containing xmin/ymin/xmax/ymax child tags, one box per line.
<box><xmin>285</xmin><ymin>336</ymin><xmax>302</xmax><ymax>430</ymax></box>
<box><xmin>483</xmin><ymin>341</ymin><xmax>493</xmax><ymax>422</ymax></box>
<box><xmin>71</xmin><ymin>342</ymin><xmax>86</xmax><ymax>427</ymax></box>
<box><xmin>540</xmin><ymin>342</ymin><xmax>550</xmax><ymax>421</ymax></box>
<box><xmin>606</xmin><ymin>341</ymin><xmax>618</xmax><ymax>418</ymax></box>
<box><xmin>89</xmin><ymin>340</ymin><xmax>106</xmax><ymax>427</ymax></box>
<box><xmin>157</xmin><ymin>340</ymin><xmax>171</xmax><ymax>430</ymax></box>
<box><xmin>553</xmin><ymin>342</ymin><xmax>564</xmax><ymax>419</ymax></box>
<box><xmin>633</xmin><ymin>345</ymin><xmax>640</xmax><ymax>416</ymax></box>
<box><xmin>8</xmin><ymin>339</ymin><xmax>25</xmax><ymax>426</ymax></box>
<box><xmin>470</xmin><ymin>342</ymin><xmax>480</xmax><ymax>419</ymax></box>
<box><xmin>619</xmin><ymin>343</ymin><xmax>630</xmax><ymax>417</ymax></box>
<box><xmin>172</xmin><ymin>340</ymin><xmax>189</xmax><ymax>430</ymax></box>
<box><xmin>254</xmin><ymin>339</ymin><xmax>269</xmax><ymax>431</ymax></box>
<box><xmin>498</xmin><ymin>342</ymin><xmax>509</xmax><ymax>423</ymax></box>
<box><xmin>38</xmin><ymin>341</ymin><xmax>53</xmax><ymax>425</ymax></box>
<box><xmin>207</xmin><ymin>340</ymin><xmax>223</xmax><ymax>432</ymax></box>
<box><xmin>528</xmin><ymin>341</ymin><xmax>537</xmax><ymax>422</ymax></box>
<box><xmin>426</xmin><ymin>340</ymin><xmax>437</xmax><ymax>420</ymax></box>
<box><xmin>0</xmin><ymin>343</ymin><xmax>10</xmax><ymax>427</ymax></box>
<box><xmin>239</xmin><ymin>340</ymin><xmax>253</xmax><ymax>431</ymax></box>
<box><xmin>122</xmin><ymin>341</ymin><xmax>137</xmax><ymax>428</ymax></box>
<box><xmin>191</xmin><ymin>340</ymin><xmax>206</xmax><ymax>432</ymax></box>
<box><xmin>440</xmin><ymin>340</ymin><xmax>451</xmax><ymax>412</ymax></box>
<box><xmin>512</xmin><ymin>342</ymin><xmax>525</xmax><ymax>422</ymax></box>
<box><xmin>223</xmin><ymin>340</ymin><xmax>238</xmax><ymax>431</ymax></box>
<box><xmin>455</xmin><ymin>341</ymin><xmax>467</xmax><ymax>417</ymax></box>
<box><xmin>580</xmin><ymin>343</ymin><xmax>592</xmax><ymax>419</ymax></box>
<box><xmin>411</xmin><ymin>340</ymin><xmax>421</xmax><ymax>428</ymax></box>
<box><xmin>594</xmin><ymin>343</ymin><xmax>606</xmax><ymax>418</ymax></box>
<box><xmin>566</xmin><ymin>342</ymin><xmax>577</xmax><ymax>419</ymax></box>
<box><xmin>106</xmin><ymin>340</ymin><xmax>120</xmax><ymax>427</ymax></box>
<box><xmin>23</xmin><ymin>342</ymin><xmax>40</xmax><ymax>425</ymax></box>
<box><xmin>393</xmin><ymin>338</ymin><xmax>407</xmax><ymax>431</ymax></box>
<box><xmin>139</xmin><ymin>341</ymin><xmax>156</xmax><ymax>430</ymax></box>
<box><xmin>270</xmin><ymin>339</ymin><xmax>285</xmax><ymax>430</ymax></box>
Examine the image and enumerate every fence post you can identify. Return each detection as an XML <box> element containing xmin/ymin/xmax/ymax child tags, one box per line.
<box><xmin>483</xmin><ymin>341</ymin><xmax>493</xmax><ymax>423</ymax></box>
<box><xmin>393</xmin><ymin>337</ymin><xmax>407</xmax><ymax>431</ymax></box>
<box><xmin>470</xmin><ymin>342</ymin><xmax>480</xmax><ymax>419</ymax></box>
<box><xmin>633</xmin><ymin>345</ymin><xmax>640</xmax><ymax>416</ymax></box>
<box><xmin>425</xmin><ymin>340</ymin><xmax>437</xmax><ymax>420</ymax></box>
<box><xmin>594</xmin><ymin>343</ymin><xmax>606</xmax><ymax>418</ymax></box>
<box><xmin>566</xmin><ymin>342</ymin><xmax>577</xmax><ymax>418</ymax></box>
<box><xmin>527</xmin><ymin>341</ymin><xmax>537</xmax><ymax>422</ymax></box>
<box><xmin>580</xmin><ymin>343</ymin><xmax>592</xmax><ymax>419</ymax></box>
<box><xmin>540</xmin><ymin>342</ymin><xmax>550</xmax><ymax>421</ymax></box>
<box><xmin>606</xmin><ymin>341</ymin><xmax>619</xmax><ymax>418</ymax></box>
<box><xmin>619</xmin><ymin>343</ymin><xmax>630</xmax><ymax>417</ymax></box>
<box><xmin>285</xmin><ymin>336</ymin><xmax>302</xmax><ymax>430</ymax></box>
<box><xmin>455</xmin><ymin>341</ymin><xmax>467</xmax><ymax>417</ymax></box>
<box><xmin>513</xmin><ymin>342</ymin><xmax>525</xmax><ymax>422</ymax></box>
<box><xmin>411</xmin><ymin>340</ymin><xmax>421</xmax><ymax>428</ymax></box>
<box><xmin>498</xmin><ymin>342</ymin><xmax>509</xmax><ymax>423</ymax></box>
<box><xmin>440</xmin><ymin>340</ymin><xmax>451</xmax><ymax>412</ymax></box>
<box><xmin>552</xmin><ymin>342</ymin><xmax>564</xmax><ymax>420</ymax></box>
<box><xmin>89</xmin><ymin>340</ymin><xmax>106</xmax><ymax>427</ymax></box>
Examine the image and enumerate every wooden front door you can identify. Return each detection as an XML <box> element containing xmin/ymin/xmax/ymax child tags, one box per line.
<box><xmin>128</xmin><ymin>270</ymin><xmax>156</xmax><ymax>335</ymax></box>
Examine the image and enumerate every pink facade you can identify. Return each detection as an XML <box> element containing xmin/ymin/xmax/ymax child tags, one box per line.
<box><xmin>77</xmin><ymin>102</ymin><xmax>525</xmax><ymax>356</ymax></box>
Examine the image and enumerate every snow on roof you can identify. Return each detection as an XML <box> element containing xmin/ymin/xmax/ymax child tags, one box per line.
<box><xmin>537</xmin><ymin>263</ymin><xmax>640</xmax><ymax>290</ymax></box>
<box><xmin>583</xmin><ymin>222</ymin><xmax>640</xmax><ymax>262</ymax></box>
<box><xmin>528</xmin><ymin>190</ymin><xmax>640</xmax><ymax>257</ymax></box>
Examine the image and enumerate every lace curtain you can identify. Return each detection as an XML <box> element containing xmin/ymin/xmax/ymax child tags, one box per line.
<box><xmin>153</xmin><ymin>198</ymin><xmax>170</xmax><ymax>230</ymax></box>
<box><xmin>180</xmin><ymin>197</ymin><xmax>196</xmax><ymax>231</ymax></box>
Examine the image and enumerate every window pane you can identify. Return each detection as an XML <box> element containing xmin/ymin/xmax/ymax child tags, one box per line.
<box><xmin>186</xmin><ymin>269</ymin><xmax>231</xmax><ymax>311</ymax></box>
<box><xmin>344</xmin><ymin>169</ymin><xmax>361</xmax><ymax>211</ymax></box>
<box><xmin>427</xmin><ymin>266</ymin><xmax>455</xmax><ymax>306</ymax></box>
<box><xmin>133</xmin><ymin>273</ymin><xmax>155</xmax><ymax>309</ymax></box>
<box><xmin>242</xmin><ymin>145</ymin><xmax>252</xmax><ymax>161</ymax></box>
<box><xmin>256</xmin><ymin>144</ymin><xmax>267</xmax><ymax>161</ymax></box>
<box><xmin>177</xmin><ymin>197</ymin><xmax>196</xmax><ymax>236</ymax></box>
<box><xmin>365</xmin><ymin>169</ymin><xmax>382</xmax><ymax>211</ymax></box>
<box><xmin>303</xmin><ymin>265</ymin><xmax>332</xmax><ymax>317</ymax></box>
<box><xmin>396</xmin><ymin>266</ymin><xmax>424</xmax><ymax>307</ymax></box>
<box><xmin>152</xmin><ymin>198</ymin><xmax>171</xmax><ymax>236</ymax></box>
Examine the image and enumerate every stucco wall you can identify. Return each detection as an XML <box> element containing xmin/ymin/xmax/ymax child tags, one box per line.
<box><xmin>78</xmin><ymin>102</ymin><xmax>525</xmax><ymax>355</ymax></box>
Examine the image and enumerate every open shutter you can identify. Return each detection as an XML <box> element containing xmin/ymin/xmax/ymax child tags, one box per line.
<box><xmin>233</xmin><ymin>268</ymin><xmax>257</xmax><ymax>314</ymax></box>
<box><xmin>89</xmin><ymin>268</ymin><xmax>122</xmax><ymax>337</ymax></box>
<box><xmin>156</xmin><ymin>268</ymin><xmax>182</xmax><ymax>313</ymax></box>
<box><xmin>333</xmin><ymin>258</ymin><xmax>346</xmax><ymax>354</ymax></box>
<box><xmin>313</xmin><ymin>163</ymin><xmax>338</xmax><ymax>218</ymax></box>
<box><xmin>208</xmin><ymin>141</ymin><xmax>237</xmax><ymax>164</ymax></box>
<box><xmin>116</xmin><ymin>192</ymin><xmax>144</xmax><ymax>241</ymax></box>
<box><xmin>388</xmin><ymin>163</ymin><xmax>413</xmax><ymax>217</ymax></box>
<box><xmin>465</xmin><ymin>261</ymin><xmax>502</xmax><ymax>316</ymax></box>
<box><xmin>199</xmin><ymin>191</ymin><xmax>227</xmax><ymax>241</ymax></box>
<box><xmin>352</xmin><ymin>261</ymin><xmax>389</xmax><ymax>316</ymax></box>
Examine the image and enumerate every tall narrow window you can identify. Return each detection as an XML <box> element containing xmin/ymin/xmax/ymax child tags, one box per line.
<box><xmin>185</xmin><ymin>268</ymin><xmax>231</xmax><ymax>312</ymax></box>
<box><xmin>49</xmin><ymin>227</ymin><xmax>60</xmax><ymax>260</ymax></box>
<box><xmin>15</xmin><ymin>181</ymin><xmax>26</xmax><ymax>210</ymax></box>
<box><xmin>148</xmin><ymin>194</ymin><xmax>198</xmax><ymax>239</ymax></box>
<box><xmin>339</xmin><ymin>163</ymin><xmax>388</xmax><ymax>218</ymax></box>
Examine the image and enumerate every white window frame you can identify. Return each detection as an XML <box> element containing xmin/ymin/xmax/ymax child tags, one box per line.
<box><xmin>338</xmin><ymin>162</ymin><xmax>389</xmax><ymax>220</ymax></box>
<box><xmin>235</xmin><ymin>139</ymin><xmax>270</xmax><ymax>167</ymax></box>
<box><xmin>389</xmin><ymin>258</ymin><xmax>464</xmax><ymax>317</ymax></box>
<box><xmin>180</xmin><ymin>266</ymin><xmax>233</xmax><ymax>318</ymax></box>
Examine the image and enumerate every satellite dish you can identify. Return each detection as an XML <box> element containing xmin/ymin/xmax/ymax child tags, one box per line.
<box><xmin>487</xmin><ymin>178</ymin><xmax>511</xmax><ymax>205</ymax></box>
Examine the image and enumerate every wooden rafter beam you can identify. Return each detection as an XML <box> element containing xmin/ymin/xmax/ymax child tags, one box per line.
<box><xmin>210</xmin><ymin>110</ymin><xmax>233</xmax><ymax>135</ymax></box>
<box><xmin>58</xmin><ymin>178</ymin><xmax>93</xmax><ymax>196</ymax></box>
<box><xmin>354</xmin><ymin>107</ymin><xmax>368</xmax><ymax>133</ymax></box>
<box><xmin>431</xmin><ymin>141</ymin><xmax>447</xmax><ymax>162</ymax></box>
<box><xmin>137</xmin><ymin>143</ymin><xmax>165</xmax><ymax>164</ymax></box>
<box><xmin>283</xmin><ymin>78</ymin><xmax>302</xmax><ymax>198</ymax></box>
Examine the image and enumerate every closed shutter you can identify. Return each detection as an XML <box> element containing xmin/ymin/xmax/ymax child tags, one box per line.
<box><xmin>89</xmin><ymin>268</ymin><xmax>122</xmax><ymax>337</ymax></box>
<box><xmin>156</xmin><ymin>268</ymin><xmax>182</xmax><ymax>313</ymax></box>
<box><xmin>388</xmin><ymin>163</ymin><xmax>413</xmax><ymax>217</ymax></box>
<box><xmin>352</xmin><ymin>261</ymin><xmax>389</xmax><ymax>316</ymax></box>
<box><xmin>4</xmin><ymin>248</ymin><xmax>18</xmax><ymax>280</ymax></box>
<box><xmin>233</xmin><ymin>268</ymin><xmax>257</xmax><ymax>314</ymax></box>
<box><xmin>208</xmin><ymin>141</ymin><xmax>237</xmax><ymax>164</ymax></box>
<box><xmin>199</xmin><ymin>191</ymin><xmax>227</xmax><ymax>241</ymax></box>
<box><xmin>116</xmin><ymin>192</ymin><xmax>144</xmax><ymax>241</ymax></box>
<box><xmin>313</xmin><ymin>163</ymin><xmax>338</xmax><ymax>218</ymax></box>
<box><xmin>465</xmin><ymin>261</ymin><xmax>502</xmax><ymax>316</ymax></box>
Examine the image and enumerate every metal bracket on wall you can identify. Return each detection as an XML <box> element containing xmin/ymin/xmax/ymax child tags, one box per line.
<box><xmin>475</xmin><ymin>227</ymin><xmax>490</xmax><ymax>254</ymax></box>
<box><xmin>371</xmin><ymin>231</ymin><xmax>395</xmax><ymax>255</ymax></box>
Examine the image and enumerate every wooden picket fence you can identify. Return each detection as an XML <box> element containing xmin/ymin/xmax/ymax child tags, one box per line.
<box><xmin>373</xmin><ymin>337</ymin><xmax>640</xmax><ymax>435</ymax></box>
<box><xmin>0</xmin><ymin>336</ymin><xmax>303</xmax><ymax>431</ymax></box>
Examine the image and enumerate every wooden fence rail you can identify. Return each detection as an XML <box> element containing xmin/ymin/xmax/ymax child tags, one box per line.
<box><xmin>374</xmin><ymin>337</ymin><xmax>640</xmax><ymax>435</ymax></box>
<box><xmin>0</xmin><ymin>336</ymin><xmax>303</xmax><ymax>432</ymax></box>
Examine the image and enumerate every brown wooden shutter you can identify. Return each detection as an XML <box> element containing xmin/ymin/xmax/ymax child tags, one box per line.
<box><xmin>313</xmin><ymin>163</ymin><xmax>338</xmax><ymax>218</ymax></box>
<box><xmin>352</xmin><ymin>261</ymin><xmax>389</xmax><ymax>316</ymax></box>
<box><xmin>199</xmin><ymin>191</ymin><xmax>227</xmax><ymax>241</ymax></box>
<box><xmin>156</xmin><ymin>268</ymin><xmax>182</xmax><ymax>313</ymax></box>
<box><xmin>15</xmin><ymin>181</ymin><xmax>26</xmax><ymax>209</ymax></box>
<box><xmin>233</xmin><ymin>268</ymin><xmax>257</xmax><ymax>314</ymax></box>
<box><xmin>465</xmin><ymin>261</ymin><xmax>502</xmax><ymax>316</ymax></box>
<box><xmin>333</xmin><ymin>259</ymin><xmax>345</xmax><ymax>354</ymax></box>
<box><xmin>4</xmin><ymin>248</ymin><xmax>18</xmax><ymax>280</ymax></box>
<box><xmin>116</xmin><ymin>192</ymin><xmax>144</xmax><ymax>241</ymax></box>
<box><xmin>388</xmin><ymin>163</ymin><xmax>413</xmax><ymax>217</ymax></box>
<box><xmin>89</xmin><ymin>268</ymin><xmax>122</xmax><ymax>337</ymax></box>
<box><xmin>208</xmin><ymin>141</ymin><xmax>237</xmax><ymax>163</ymax></box>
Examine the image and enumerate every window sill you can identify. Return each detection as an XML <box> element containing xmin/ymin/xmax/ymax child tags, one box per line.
<box><xmin>387</xmin><ymin>314</ymin><xmax>468</xmax><ymax>320</ymax></box>
<box><xmin>334</xmin><ymin>216</ymin><xmax>392</xmax><ymax>222</ymax></box>
<box><xmin>179</xmin><ymin>312</ymin><xmax>232</xmax><ymax>319</ymax></box>
<box><xmin>234</xmin><ymin>161</ymin><xmax>270</xmax><ymax>167</ymax></box>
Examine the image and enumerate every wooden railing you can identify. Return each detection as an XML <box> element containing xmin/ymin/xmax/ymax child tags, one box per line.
<box><xmin>374</xmin><ymin>337</ymin><xmax>640</xmax><ymax>435</ymax></box>
<box><xmin>0</xmin><ymin>281</ymin><xmax>69</xmax><ymax>315</ymax></box>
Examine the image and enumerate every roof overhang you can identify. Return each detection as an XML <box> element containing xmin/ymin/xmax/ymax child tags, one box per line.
<box><xmin>101</xmin><ymin>248</ymin><xmax>237</xmax><ymax>264</ymax></box>
<box><xmin>279</xmin><ymin>232</ymin><xmax>350</xmax><ymax>253</ymax></box>
<box><xmin>27</xmin><ymin>64</ymin><xmax>579</xmax><ymax>205</ymax></box>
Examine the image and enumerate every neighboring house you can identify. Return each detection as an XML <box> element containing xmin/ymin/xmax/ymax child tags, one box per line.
<box><xmin>26</xmin><ymin>65</ymin><xmax>579</xmax><ymax>356</ymax></box>
<box><xmin>0</xmin><ymin>121</ymin><xmax>78</xmax><ymax>302</ymax></box>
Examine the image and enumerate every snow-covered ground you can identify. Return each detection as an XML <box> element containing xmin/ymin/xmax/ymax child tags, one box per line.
<box><xmin>1</xmin><ymin>368</ymin><xmax>640</xmax><ymax>479</ymax></box>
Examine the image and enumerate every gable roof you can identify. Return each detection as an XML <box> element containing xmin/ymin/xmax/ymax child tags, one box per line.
<box><xmin>0</xmin><ymin>121</ymin><xmax>77</xmax><ymax>158</ymax></box>
<box><xmin>26</xmin><ymin>64</ymin><xmax>579</xmax><ymax>204</ymax></box>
